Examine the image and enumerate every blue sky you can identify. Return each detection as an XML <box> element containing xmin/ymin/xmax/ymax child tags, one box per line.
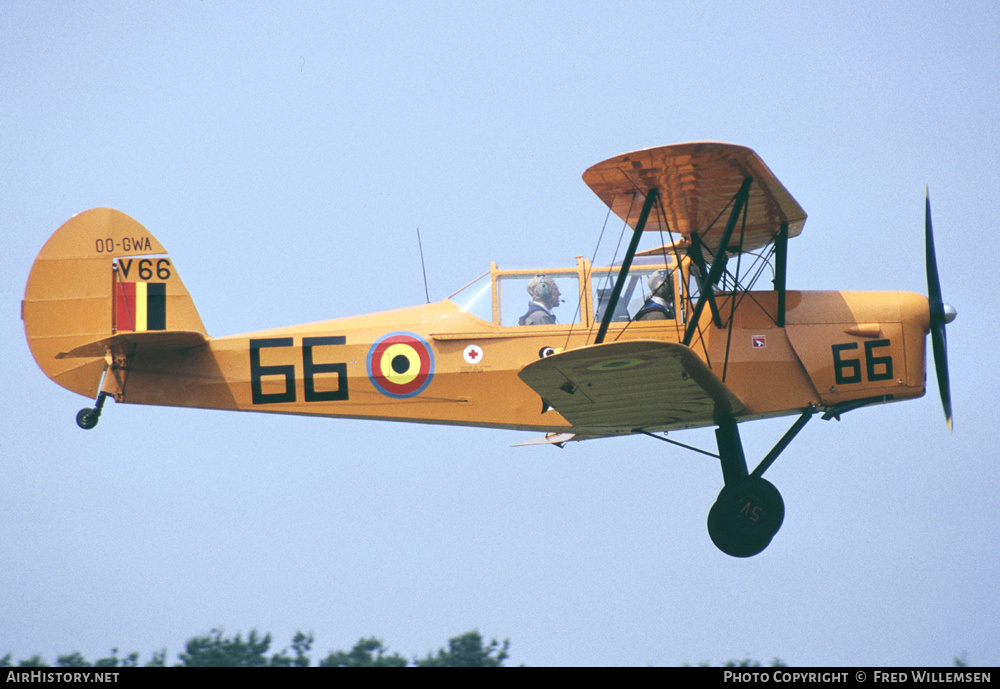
<box><xmin>2</xmin><ymin>1</ymin><xmax>998</xmax><ymax>666</ymax></box>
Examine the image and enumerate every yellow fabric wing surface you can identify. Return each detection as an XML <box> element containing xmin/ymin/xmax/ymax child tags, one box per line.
<box><xmin>518</xmin><ymin>340</ymin><xmax>744</xmax><ymax>433</ymax></box>
<box><xmin>583</xmin><ymin>142</ymin><xmax>806</xmax><ymax>256</ymax></box>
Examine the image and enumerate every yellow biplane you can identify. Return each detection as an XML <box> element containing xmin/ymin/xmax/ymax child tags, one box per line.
<box><xmin>22</xmin><ymin>142</ymin><xmax>955</xmax><ymax>557</ymax></box>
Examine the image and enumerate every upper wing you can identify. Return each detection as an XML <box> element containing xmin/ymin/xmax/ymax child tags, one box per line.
<box><xmin>582</xmin><ymin>142</ymin><xmax>806</xmax><ymax>256</ymax></box>
<box><xmin>518</xmin><ymin>339</ymin><xmax>744</xmax><ymax>434</ymax></box>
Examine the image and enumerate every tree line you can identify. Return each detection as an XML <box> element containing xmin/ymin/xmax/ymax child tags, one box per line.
<box><xmin>2</xmin><ymin>629</ymin><xmax>509</xmax><ymax>667</ymax></box>
<box><xmin>2</xmin><ymin>629</ymin><xmax>972</xmax><ymax>667</ymax></box>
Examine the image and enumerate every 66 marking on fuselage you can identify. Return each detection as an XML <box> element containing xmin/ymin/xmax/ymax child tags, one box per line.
<box><xmin>249</xmin><ymin>336</ymin><xmax>349</xmax><ymax>405</ymax></box>
<box><xmin>831</xmin><ymin>338</ymin><xmax>894</xmax><ymax>386</ymax></box>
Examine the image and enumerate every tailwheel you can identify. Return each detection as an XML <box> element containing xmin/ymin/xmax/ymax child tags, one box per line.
<box><xmin>707</xmin><ymin>477</ymin><xmax>784</xmax><ymax>557</ymax></box>
<box><xmin>75</xmin><ymin>392</ymin><xmax>108</xmax><ymax>430</ymax></box>
<box><xmin>76</xmin><ymin>407</ymin><xmax>99</xmax><ymax>430</ymax></box>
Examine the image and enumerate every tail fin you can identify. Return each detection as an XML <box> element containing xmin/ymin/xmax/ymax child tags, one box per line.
<box><xmin>22</xmin><ymin>208</ymin><xmax>207</xmax><ymax>399</ymax></box>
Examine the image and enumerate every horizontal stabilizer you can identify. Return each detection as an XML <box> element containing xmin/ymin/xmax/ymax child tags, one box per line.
<box><xmin>511</xmin><ymin>431</ymin><xmax>629</xmax><ymax>447</ymax></box>
<box><xmin>518</xmin><ymin>340</ymin><xmax>744</xmax><ymax>433</ymax></box>
<box><xmin>511</xmin><ymin>433</ymin><xmax>577</xmax><ymax>447</ymax></box>
<box><xmin>56</xmin><ymin>330</ymin><xmax>209</xmax><ymax>359</ymax></box>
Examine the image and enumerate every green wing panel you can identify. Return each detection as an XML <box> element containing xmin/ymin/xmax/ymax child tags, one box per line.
<box><xmin>518</xmin><ymin>339</ymin><xmax>744</xmax><ymax>433</ymax></box>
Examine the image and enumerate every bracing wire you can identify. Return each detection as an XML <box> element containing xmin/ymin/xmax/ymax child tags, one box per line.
<box><xmin>562</xmin><ymin>199</ymin><xmax>617</xmax><ymax>351</ymax></box>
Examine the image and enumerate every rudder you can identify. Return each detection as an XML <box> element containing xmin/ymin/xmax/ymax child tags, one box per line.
<box><xmin>22</xmin><ymin>208</ymin><xmax>207</xmax><ymax>399</ymax></box>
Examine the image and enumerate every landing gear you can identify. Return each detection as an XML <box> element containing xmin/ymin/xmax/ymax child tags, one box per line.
<box><xmin>75</xmin><ymin>392</ymin><xmax>108</xmax><ymax>430</ymax></box>
<box><xmin>705</xmin><ymin>408</ymin><xmax>814</xmax><ymax>557</ymax></box>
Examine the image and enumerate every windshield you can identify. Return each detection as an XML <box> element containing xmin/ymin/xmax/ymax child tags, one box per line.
<box><xmin>447</xmin><ymin>272</ymin><xmax>492</xmax><ymax>322</ymax></box>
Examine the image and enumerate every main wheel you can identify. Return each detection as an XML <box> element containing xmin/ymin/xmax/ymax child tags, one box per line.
<box><xmin>76</xmin><ymin>408</ymin><xmax>99</xmax><ymax>430</ymax></box>
<box><xmin>707</xmin><ymin>477</ymin><xmax>784</xmax><ymax>557</ymax></box>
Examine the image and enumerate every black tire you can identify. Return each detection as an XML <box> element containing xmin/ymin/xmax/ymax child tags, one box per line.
<box><xmin>76</xmin><ymin>408</ymin><xmax>98</xmax><ymax>430</ymax></box>
<box><xmin>707</xmin><ymin>477</ymin><xmax>784</xmax><ymax>557</ymax></box>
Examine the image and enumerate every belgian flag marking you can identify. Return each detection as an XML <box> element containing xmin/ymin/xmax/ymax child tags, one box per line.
<box><xmin>116</xmin><ymin>282</ymin><xmax>167</xmax><ymax>332</ymax></box>
<box><xmin>366</xmin><ymin>332</ymin><xmax>435</xmax><ymax>398</ymax></box>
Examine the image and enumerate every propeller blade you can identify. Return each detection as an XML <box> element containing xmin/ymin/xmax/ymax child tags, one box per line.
<box><xmin>930</xmin><ymin>322</ymin><xmax>952</xmax><ymax>431</ymax></box>
<box><xmin>925</xmin><ymin>190</ymin><xmax>944</xmax><ymax>323</ymax></box>
<box><xmin>924</xmin><ymin>188</ymin><xmax>954</xmax><ymax>430</ymax></box>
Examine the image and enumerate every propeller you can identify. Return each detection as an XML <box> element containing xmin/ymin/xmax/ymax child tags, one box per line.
<box><xmin>924</xmin><ymin>188</ymin><xmax>957</xmax><ymax>430</ymax></box>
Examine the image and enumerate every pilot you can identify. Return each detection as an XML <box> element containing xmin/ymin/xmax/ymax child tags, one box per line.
<box><xmin>519</xmin><ymin>275</ymin><xmax>562</xmax><ymax>325</ymax></box>
<box><xmin>635</xmin><ymin>270</ymin><xmax>675</xmax><ymax>321</ymax></box>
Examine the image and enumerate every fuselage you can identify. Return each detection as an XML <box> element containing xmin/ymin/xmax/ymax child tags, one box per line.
<box><xmin>116</xmin><ymin>256</ymin><xmax>931</xmax><ymax>433</ymax></box>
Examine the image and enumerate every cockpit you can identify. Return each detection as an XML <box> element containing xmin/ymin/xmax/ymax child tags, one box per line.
<box><xmin>447</xmin><ymin>255</ymin><xmax>682</xmax><ymax>328</ymax></box>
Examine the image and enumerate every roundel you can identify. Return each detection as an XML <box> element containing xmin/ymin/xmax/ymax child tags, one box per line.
<box><xmin>367</xmin><ymin>332</ymin><xmax>435</xmax><ymax>398</ymax></box>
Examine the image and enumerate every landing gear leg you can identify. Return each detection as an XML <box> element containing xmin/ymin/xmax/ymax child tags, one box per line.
<box><xmin>706</xmin><ymin>408</ymin><xmax>814</xmax><ymax>557</ymax></box>
<box><xmin>707</xmin><ymin>418</ymin><xmax>784</xmax><ymax>557</ymax></box>
<box><xmin>76</xmin><ymin>359</ymin><xmax>114</xmax><ymax>430</ymax></box>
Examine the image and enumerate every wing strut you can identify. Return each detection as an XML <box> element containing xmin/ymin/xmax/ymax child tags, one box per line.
<box><xmin>687</xmin><ymin>232</ymin><xmax>724</xmax><ymax>328</ymax></box>
<box><xmin>682</xmin><ymin>177</ymin><xmax>753</xmax><ymax>347</ymax></box>
<box><xmin>773</xmin><ymin>222</ymin><xmax>789</xmax><ymax>327</ymax></box>
<box><xmin>593</xmin><ymin>188</ymin><xmax>660</xmax><ymax>345</ymax></box>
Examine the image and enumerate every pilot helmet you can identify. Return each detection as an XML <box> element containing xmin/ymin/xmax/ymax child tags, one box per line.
<box><xmin>527</xmin><ymin>275</ymin><xmax>556</xmax><ymax>300</ymax></box>
<box><xmin>647</xmin><ymin>270</ymin><xmax>671</xmax><ymax>296</ymax></box>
